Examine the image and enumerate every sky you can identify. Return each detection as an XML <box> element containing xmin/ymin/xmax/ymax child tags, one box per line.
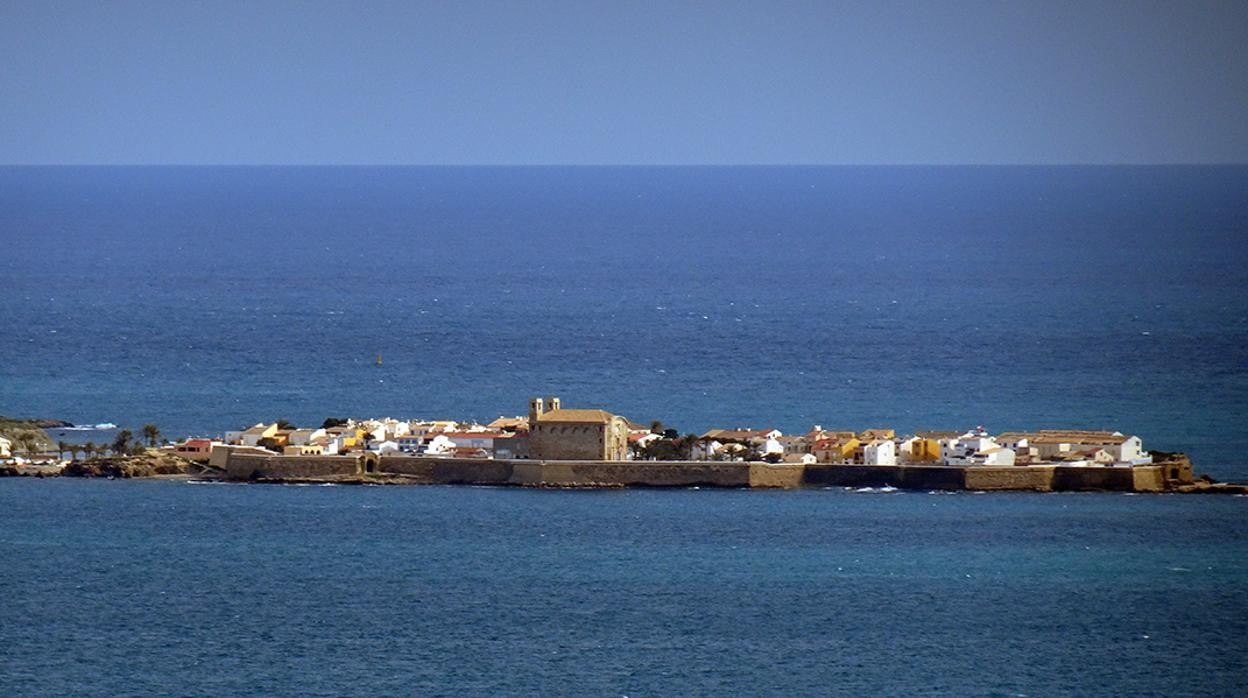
<box><xmin>1</xmin><ymin>0</ymin><xmax>1246</xmax><ymax>165</ymax></box>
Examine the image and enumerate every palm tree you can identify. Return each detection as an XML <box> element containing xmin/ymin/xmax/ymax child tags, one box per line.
<box><xmin>142</xmin><ymin>424</ymin><xmax>161</xmax><ymax>448</ymax></box>
<box><xmin>84</xmin><ymin>441</ymin><xmax>97</xmax><ymax>460</ymax></box>
<box><xmin>18</xmin><ymin>434</ymin><xmax>41</xmax><ymax>459</ymax></box>
<box><xmin>112</xmin><ymin>430</ymin><xmax>132</xmax><ymax>456</ymax></box>
<box><xmin>57</xmin><ymin>440</ymin><xmax>70</xmax><ymax>460</ymax></box>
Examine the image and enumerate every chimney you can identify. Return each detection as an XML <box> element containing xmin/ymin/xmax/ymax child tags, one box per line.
<box><xmin>548</xmin><ymin>396</ymin><xmax>561</xmax><ymax>412</ymax></box>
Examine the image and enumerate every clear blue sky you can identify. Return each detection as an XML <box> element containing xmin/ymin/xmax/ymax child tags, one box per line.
<box><xmin>2</xmin><ymin>0</ymin><xmax>1246</xmax><ymax>165</ymax></box>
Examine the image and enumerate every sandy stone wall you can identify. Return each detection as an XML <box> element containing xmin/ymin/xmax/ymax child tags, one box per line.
<box><xmin>529</xmin><ymin>417</ymin><xmax>630</xmax><ymax>461</ymax></box>
<box><xmin>566</xmin><ymin>461</ymin><xmax>750</xmax><ymax>487</ymax></box>
<box><xmin>749</xmin><ymin>463</ymin><xmax>805</xmax><ymax>489</ymax></box>
<box><xmin>223</xmin><ymin>450</ymin><xmax>1174</xmax><ymax>492</ymax></box>
<box><xmin>378</xmin><ymin>457</ymin><xmax>749</xmax><ymax>487</ymax></box>
<box><xmin>1132</xmin><ymin>466</ymin><xmax>1165</xmax><ymax>492</ymax></box>
<box><xmin>964</xmin><ymin>466</ymin><xmax>1054</xmax><ymax>491</ymax></box>
<box><xmin>802</xmin><ymin>464</ymin><xmax>966</xmax><ymax>490</ymax></box>
<box><xmin>1050</xmin><ymin>466</ymin><xmax>1137</xmax><ymax>491</ymax></box>
<box><xmin>379</xmin><ymin>456</ymin><xmax>513</xmax><ymax>484</ymax></box>
<box><xmin>225</xmin><ymin>454</ymin><xmax>360</xmax><ymax>480</ymax></box>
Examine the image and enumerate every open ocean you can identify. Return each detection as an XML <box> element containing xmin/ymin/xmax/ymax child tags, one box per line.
<box><xmin>1</xmin><ymin>480</ymin><xmax>1246</xmax><ymax>696</ymax></box>
<box><xmin>2</xmin><ymin>166</ymin><xmax>1247</xmax><ymax>694</ymax></box>
<box><xmin>2</xmin><ymin>166</ymin><xmax>1246</xmax><ymax>477</ymax></box>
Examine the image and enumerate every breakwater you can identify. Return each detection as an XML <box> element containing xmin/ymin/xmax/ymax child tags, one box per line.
<box><xmin>217</xmin><ymin>448</ymin><xmax>1184</xmax><ymax>492</ymax></box>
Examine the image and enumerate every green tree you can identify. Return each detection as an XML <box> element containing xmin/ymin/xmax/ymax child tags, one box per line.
<box><xmin>275</xmin><ymin>419</ymin><xmax>296</xmax><ymax>431</ymax></box>
<box><xmin>112</xmin><ymin>429</ymin><xmax>132</xmax><ymax>456</ymax></box>
<box><xmin>257</xmin><ymin>436</ymin><xmax>283</xmax><ymax>452</ymax></box>
<box><xmin>649</xmin><ymin>420</ymin><xmax>665</xmax><ymax>435</ymax></box>
<box><xmin>141</xmin><ymin>424</ymin><xmax>161</xmax><ymax>447</ymax></box>
<box><xmin>678</xmin><ymin>434</ymin><xmax>698</xmax><ymax>460</ymax></box>
<box><xmin>18</xmin><ymin>433</ymin><xmax>40</xmax><ymax>458</ymax></box>
<box><xmin>84</xmin><ymin>441</ymin><xmax>97</xmax><ymax>460</ymax></box>
<box><xmin>322</xmin><ymin>417</ymin><xmax>349</xmax><ymax>429</ymax></box>
<box><xmin>57</xmin><ymin>440</ymin><xmax>70</xmax><ymax>460</ymax></box>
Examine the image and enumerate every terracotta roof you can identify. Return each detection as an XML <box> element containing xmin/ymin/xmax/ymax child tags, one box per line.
<box><xmin>538</xmin><ymin>409</ymin><xmax>615</xmax><ymax>424</ymax></box>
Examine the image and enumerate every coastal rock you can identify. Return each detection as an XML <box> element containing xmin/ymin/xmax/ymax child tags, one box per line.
<box><xmin>0</xmin><ymin>416</ymin><xmax>57</xmax><ymax>452</ymax></box>
<box><xmin>61</xmin><ymin>450</ymin><xmax>195</xmax><ymax>478</ymax></box>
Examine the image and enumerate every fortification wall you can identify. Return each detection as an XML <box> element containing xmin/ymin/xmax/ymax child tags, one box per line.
<box><xmin>225</xmin><ymin>454</ymin><xmax>360</xmax><ymax>480</ymax></box>
<box><xmin>221</xmin><ymin>449</ymin><xmax>1173</xmax><ymax>492</ymax></box>
<box><xmin>1051</xmin><ymin>466</ymin><xmax>1138</xmax><ymax>491</ymax></box>
<box><xmin>801</xmin><ymin>464</ymin><xmax>966</xmax><ymax>490</ymax></box>
<box><xmin>379</xmin><ymin>456</ymin><xmax>514</xmax><ymax>485</ymax></box>
<box><xmin>1132</xmin><ymin>466</ymin><xmax>1166</xmax><ymax>491</ymax></box>
<box><xmin>563</xmin><ymin>461</ymin><xmax>750</xmax><ymax>487</ymax></box>
<box><xmin>749</xmin><ymin>463</ymin><xmax>805</xmax><ymax>489</ymax></box>
<box><xmin>494</xmin><ymin>459</ymin><xmax>749</xmax><ymax>487</ymax></box>
<box><xmin>378</xmin><ymin>457</ymin><xmax>749</xmax><ymax>487</ymax></box>
<box><xmin>964</xmin><ymin>466</ymin><xmax>1054</xmax><ymax>491</ymax></box>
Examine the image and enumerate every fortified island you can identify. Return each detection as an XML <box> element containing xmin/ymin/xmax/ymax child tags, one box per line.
<box><xmin>1</xmin><ymin>397</ymin><xmax>1223</xmax><ymax>492</ymax></box>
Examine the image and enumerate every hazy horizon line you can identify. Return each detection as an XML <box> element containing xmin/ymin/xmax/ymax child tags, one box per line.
<box><xmin>3</xmin><ymin>162</ymin><xmax>1247</xmax><ymax>168</ymax></box>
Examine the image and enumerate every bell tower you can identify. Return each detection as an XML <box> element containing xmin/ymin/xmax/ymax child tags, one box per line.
<box><xmin>528</xmin><ymin>397</ymin><xmax>545</xmax><ymax>428</ymax></box>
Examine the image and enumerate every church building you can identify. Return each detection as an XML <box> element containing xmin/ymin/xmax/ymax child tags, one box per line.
<box><xmin>527</xmin><ymin>396</ymin><xmax>631</xmax><ymax>461</ymax></box>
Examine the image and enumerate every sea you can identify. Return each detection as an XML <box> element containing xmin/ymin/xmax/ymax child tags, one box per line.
<box><xmin>1</xmin><ymin>166</ymin><xmax>1246</xmax><ymax>476</ymax></box>
<box><xmin>1</xmin><ymin>480</ymin><xmax>1246</xmax><ymax>696</ymax></box>
<box><xmin>1</xmin><ymin>166</ymin><xmax>1246</xmax><ymax>694</ymax></box>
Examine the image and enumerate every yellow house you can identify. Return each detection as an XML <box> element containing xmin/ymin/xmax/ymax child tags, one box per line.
<box><xmin>904</xmin><ymin>431</ymin><xmax>961</xmax><ymax>463</ymax></box>
<box><xmin>326</xmin><ymin>426</ymin><xmax>365</xmax><ymax>449</ymax></box>
<box><xmin>814</xmin><ymin>436</ymin><xmax>859</xmax><ymax>464</ymax></box>
<box><xmin>240</xmin><ymin>423</ymin><xmax>278</xmax><ymax>447</ymax></box>
<box><xmin>909</xmin><ymin>438</ymin><xmax>942</xmax><ymax>462</ymax></box>
<box><xmin>283</xmin><ymin>444</ymin><xmax>325</xmax><ymax>456</ymax></box>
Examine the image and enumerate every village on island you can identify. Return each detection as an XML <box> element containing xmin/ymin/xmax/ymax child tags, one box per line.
<box><xmin>0</xmin><ymin>397</ymin><xmax>1204</xmax><ymax>491</ymax></box>
<box><xmin>142</xmin><ymin>396</ymin><xmax>1192</xmax><ymax>492</ymax></box>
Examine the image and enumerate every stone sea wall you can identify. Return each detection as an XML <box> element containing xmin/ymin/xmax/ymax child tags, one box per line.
<box><xmin>217</xmin><ymin>448</ymin><xmax>1175</xmax><ymax>492</ymax></box>
<box><xmin>224</xmin><ymin>453</ymin><xmax>360</xmax><ymax>480</ymax></box>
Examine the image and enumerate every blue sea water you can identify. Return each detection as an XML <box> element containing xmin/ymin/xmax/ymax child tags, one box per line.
<box><xmin>1</xmin><ymin>165</ymin><xmax>1247</xmax><ymax>479</ymax></box>
<box><xmin>1</xmin><ymin>480</ymin><xmax>1245</xmax><ymax>696</ymax></box>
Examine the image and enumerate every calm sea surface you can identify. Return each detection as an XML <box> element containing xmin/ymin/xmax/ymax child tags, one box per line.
<box><xmin>1</xmin><ymin>166</ymin><xmax>1245</xmax><ymax>478</ymax></box>
<box><xmin>0</xmin><ymin>480</ymin><xmax>1245</xmax><ymax>696</ymax></box>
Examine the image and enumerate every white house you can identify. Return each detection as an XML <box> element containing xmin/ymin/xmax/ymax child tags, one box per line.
<box><xmin>444</xmin><ymin>432</ymin><xmax>500</xmax><ymax>450</ymax></box>
<box><xmin>239</xmin><ymin>423</ymin><xmax>277</xmax><ymax>448</ymax></box>
<box><xmin>761</xmin><ymin>437</ymin><xmax>785</xmax><ymax>459</ymax></box>
<box><xmin>943</xmin><ymin>428</ymin><xmax>1015</xmax><ymax>466</ymax></box>
<box><xmin>424</xmin><ymin>434</ymin><xmax>455</xmax><ymax>456</ymax></box>
<box><xmin>312</xmin><ymin>436</ymin><xmax>340</xmax><ymax>455</ymax></box>
<box><xmin>863</xmin><ymin>439</ymin><xmax>897</xmax><ymax>466</ymax></box>
<box><xmin>999</xmin><ymin>430</ymin><xmax>1149</xmax><ymax>465</ymax></box>
<box><xmin>372</xmin><ymin>440</ymin><xmax>400</xmax><ymax>454</ymax></box>
<box><xmin>395</xmin><ymin>434</ymin><xmax>425</xmax><ymax>453</ymax></box>
<box><xmin>0</xmin><ymin>436</ymin><xmax>10</xmax><ymax>458</ymax></box>
<box><xmin>287</xmin><ymin>428</ymin><xmax>326</xmax><ymax>446</ymax></box>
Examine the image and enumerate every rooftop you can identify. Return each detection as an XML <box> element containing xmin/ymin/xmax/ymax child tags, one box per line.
<box><xmin>538</xmin><ymin>409</ymin><xmax>616</xmax><ymax>424</ymax></box>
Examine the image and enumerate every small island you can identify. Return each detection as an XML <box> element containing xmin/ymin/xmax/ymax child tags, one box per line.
<box><xmin>3</xmin><ymin>399</ymin><xmax>1240</xmax><ymax>493</ymax></box>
